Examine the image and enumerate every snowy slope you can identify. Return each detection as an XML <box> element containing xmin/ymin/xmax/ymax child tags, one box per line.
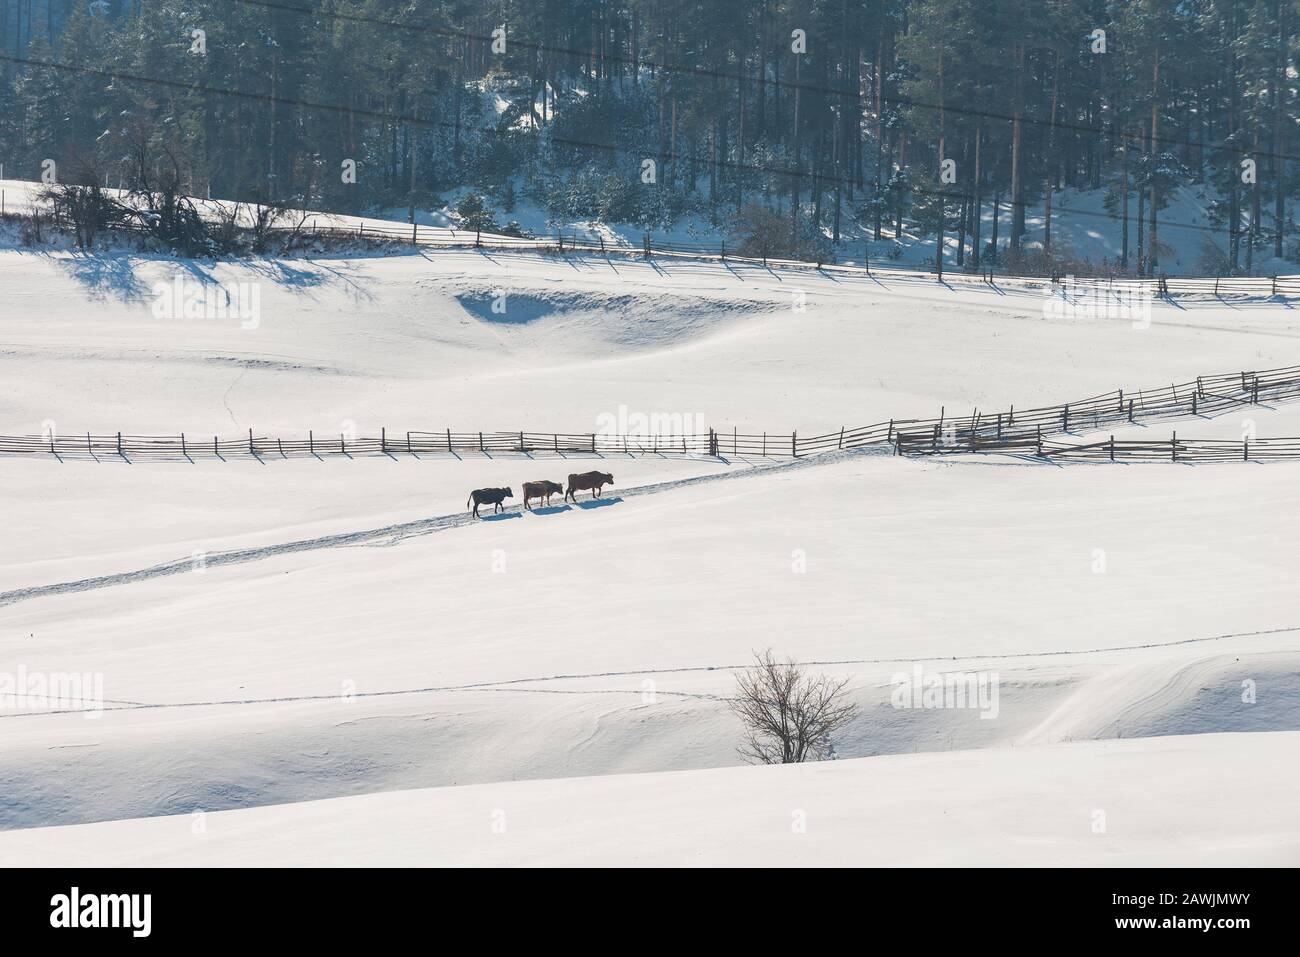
<box><xmin>3</xmin><ymin>239</ymin><xmax>1300</xmax><ymax>442</ymax></box>
<box><xmin>2</xmin><ymin>210</ymin><xmax>1298</xmax><ymax>862</ymax></box>
<box><xmin>2</xmin><ymin>732</ymin><xmax>1295</xmax><ymax>867</ymax></box>
<box><xmin>3</xmin><ymin>449</ymin><xmax>1299</xmax><ymax>830</ymax></box>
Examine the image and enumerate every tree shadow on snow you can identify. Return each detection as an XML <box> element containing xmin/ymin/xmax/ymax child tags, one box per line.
<box><xmin>46</xmin><ymin>248</ymin><xmax>373</xmax><ymax>306</ymax></box>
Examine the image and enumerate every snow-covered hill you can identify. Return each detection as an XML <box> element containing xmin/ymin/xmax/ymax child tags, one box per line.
<box><xmin>3</xmin><ymin>732</ymin><xmax>1295</xmax><ymax>867</ymax></box>
<box><xmin>1</xmin><ymin>214</ymin><xmax>1297</xmax><ymax>863</ymax></box>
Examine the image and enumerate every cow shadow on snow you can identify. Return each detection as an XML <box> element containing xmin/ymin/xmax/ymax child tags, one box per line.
<box><xmin>574</xmin><ymin>496</ymin><xmax>623</xmax><ymax>510</ymax></box>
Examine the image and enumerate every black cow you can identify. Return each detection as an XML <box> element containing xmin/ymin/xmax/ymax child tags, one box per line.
<box><xmin>468</xmin><ymin>486</ymin><xmax>513</xmax><ymax>517</ymax></box>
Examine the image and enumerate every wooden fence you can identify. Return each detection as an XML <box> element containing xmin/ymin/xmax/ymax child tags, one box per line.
<box><xmin>4</xmin><ymin>362</ymin><xmax>1300</xmax><ymax>464</ymax></box>
<box><xmin>16</xmin><ymin>204</ymin><xmax>1300</xmax><ymax>297</ymax></box>
<box><xmin>288</xmin><ymin>219</ymin><xmax>1300</xmax><ymax>298</ymax></box>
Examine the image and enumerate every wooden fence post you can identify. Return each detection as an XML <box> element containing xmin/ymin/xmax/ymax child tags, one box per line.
<box><xmin>181</xmin><ymin>433</ymin><xmax>186</xmax><ymax>457</ymax></box>
<box><xmin>309</xmin><ymin>430</ymin><xmax>314</xmax><ymax>454</ymax></box>
<box><xmin>838</xmin><ymin>427</ymin><xmax>844</xmax><ymax>450</ymax></box>
<box><xmin>381</xmin><ymin>427</ymin><xmax>386</xmax><ymax>453</ymax></box>
<box><xmin>1109</xmin><ymin>435</ymin><xmax>1115</xmax><ymax>462</ymax></box>
<box><xmin>117</xmin><ymin>432</ymin><xmax>123</xmax><ymax>457</ymax></box>
<box><xmin>249</xmin><ymin>429</ymin><xmax>255</xmax><ymax>455</ymax></box>
<box><xmin>447</xmin><ymin>428</ymin><xmax>452</xmax><ymax>452</ymax></box>
<box><xmin>792</xmin><ymin>431</ymin><xmax>798</xmax><ymax>457</ymax></box>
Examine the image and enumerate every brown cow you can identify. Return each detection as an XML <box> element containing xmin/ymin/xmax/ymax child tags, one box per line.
<box><xmin>522</xmin><ymin>479</ymin><xmax>563</xmax><ymax>510</ymax></box>
<box><xmin>565</xmin><ymin>471</ymin><xmax>614</xmax><ymax>502</ymax></box>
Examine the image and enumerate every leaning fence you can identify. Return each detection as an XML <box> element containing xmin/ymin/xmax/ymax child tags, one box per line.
<box><xmin>4</xmin><ymin>361</ymin><xmax>1300</xmax><ymax>464</ymax></box>
<box><xmin>283</xmin><ymin>220</ymin><xmax>1300</xmax><ymax>298</ymax></box>
<box><xmin>16</xmin><ymin>202</ymin><xmax>1300</xmax><ymax>298</ymax></box>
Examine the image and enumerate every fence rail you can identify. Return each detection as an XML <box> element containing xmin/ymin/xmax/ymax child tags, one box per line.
<box><xmin>922</xmin><ymin>435</ymin><xmax>1300</xmax><ymax>463</ymax></box>
<box><xmin>17</xmin><ymin>206</ymin><xmax>1300</xmax><ymax>298</ymax></box>
<box><xmin>293</xmin><ymin>220</ymin><xmax>1300</xmax><ymax>298</ymax></box>
<box><xmin>5</xmin><ymin>361</ymin><xmax>1300</xmax><ymax>465</ymax></box>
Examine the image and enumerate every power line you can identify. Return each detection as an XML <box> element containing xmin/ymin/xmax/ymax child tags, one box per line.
<box><xmin>217</xmin><ymin>0</ymin><xmax>1299</xmax><ymax>165</ymax></box>
<box><xmin>0</xmin><ymin>50</ymin><xmax>1260</xmax><ymax>245</ymax></box>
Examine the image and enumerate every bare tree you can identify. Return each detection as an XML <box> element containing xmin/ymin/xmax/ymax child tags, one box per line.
<box><xmin>728</xmin><ymin>649</ymin><xmax>858</xmax><ymax>765</ymax></box>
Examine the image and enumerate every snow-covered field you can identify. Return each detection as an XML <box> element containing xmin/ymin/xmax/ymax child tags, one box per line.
<box><xmin>2</xmin><ymin>207</ymin><xmax>1298</xmax><ymax>865</ymax></box>
<box><xmin>3</xmin><ymin>732</ymin><xmax>1294</xmax><ymax>867</ymax></box>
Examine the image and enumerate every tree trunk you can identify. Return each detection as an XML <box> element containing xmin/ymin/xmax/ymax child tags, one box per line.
<box><xmin>1010</xmin><ymin>43</ymin><xmax>1024</xmax><ymax>255</ymax></box>
<box><xmin>1147</xmin><ymin>48</ymin><xmax>1160</xmax><ymax>276</ymax></box>
<box><xmin>971</xmin><ymin>127</ymin><xmax>982</xmax><ymax>270</ymax></box>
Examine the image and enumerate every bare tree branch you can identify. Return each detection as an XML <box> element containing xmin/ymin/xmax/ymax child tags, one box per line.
<box><xmin>727</xmin><ymin>649</ymin><xmax>858</xmax><ymax>764</ymax></box>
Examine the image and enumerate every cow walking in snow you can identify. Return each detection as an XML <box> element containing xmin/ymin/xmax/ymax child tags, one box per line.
<box><xmin>468</xmin><ymin>487</ymin><xmax>513</xmax><ymax>517</ymax></box>
<box><xmin>522</xmin><ymin>480</ymin><xmax>564</xmax><ymax>510</ymax></box>
<box><xmin>564</xmin><ymin>471</ymin><xmax>614</xmax><ymax>502</ymax></box>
